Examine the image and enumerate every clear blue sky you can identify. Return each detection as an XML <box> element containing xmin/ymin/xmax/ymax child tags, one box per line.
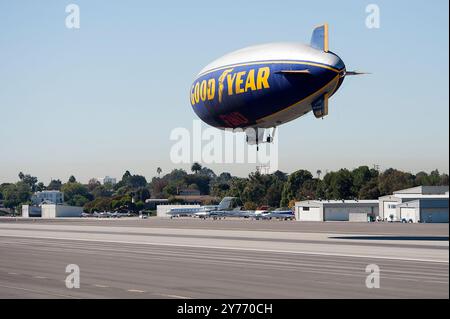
<box><xmin>0</xmin><ymin>0</ymin><xmax>448</xmax><ymax>183</ymax></box>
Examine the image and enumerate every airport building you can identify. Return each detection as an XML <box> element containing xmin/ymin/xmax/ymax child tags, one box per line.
<box><xmin>22</xmin><ymin>204</ymin><xmax>83</xmax><ymax>218</ymax></box>
<box><xmin>97</xmin><ymin>176</ymin><xmax>117</xmax><ymax>185</ymax></box>
<box><xmin>41</xmin><ymin>204</ymin><xmax>83</xmax><ymax>218</ymax></box>
<box><xmin>294</xmin><ymin>200</ymin><xmax>379</xmax><ymax>222</ymax></box>
<box><xmin>378</xmin><ymin>186</ymin><xmax>449</xmax><ymax>223</ymax></box>
<box><xmin>31</xmin><ymin>190</ymin><xmax>64</xmax><ymax>205</ymax></box>
<box><xmin>22</xmin><ymin>205</ymin><xmax>42</xmax><ymax>217</ymax></box>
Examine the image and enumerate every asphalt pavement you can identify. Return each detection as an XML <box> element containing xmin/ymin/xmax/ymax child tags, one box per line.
<box><xmin>0</xmin><ymin>218</ymin><xmax>447</xmax><ymax>298</ymax></box>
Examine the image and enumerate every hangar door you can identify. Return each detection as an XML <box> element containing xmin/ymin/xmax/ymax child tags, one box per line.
<box><xmin>420</xmin><ymin>208</ymin><xmax>449</xmax><ymax>223</ymax></box>
<box><xmin>400</xmin><ymin>207</ymin><xmax>417</xmax><ymax>223</ymax></box>
<box><xmin>299</xmin><ymin>207</ymin><xmax>322</xmax><ymax>221</ymax></box>
<box><xmin>324</xmin><ymin>208</ymin><xmax>348</xmax><ymax>221</ymax></box>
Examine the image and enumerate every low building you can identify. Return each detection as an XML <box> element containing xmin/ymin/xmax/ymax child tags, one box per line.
<box><xmin>22</xmin><ymin>205</ymin><xmax>42</xmax><ymax>217</ymax></box>
<box><xmin>156</xmin><ymin>204</ymin><xmax>200</xmax><ymax>217</ymax></box>
<box><xmin>41</xmin><ymin>204</ymin><xmax>83</xmax><ymax>218</ymax></box>
<box><xmin>145</xmin><ymin>198</ymin><xmax>169</xmax><ymax>210</ymax></box>
<box><xmin>31</xmin><ymin>190</ymin><xmax>64</xmax><ymax>205</ymax></box>
<box><xmin>294</xmin><ymin>200</ymin><xmax>379</xmax><ymax>222</ymax></box>
<box><xmin>179</xmin><ymin>189</ymin><xmax>201</xmax><ymax>196</ymax></box>
<box><xmin>97</xmin><ymin>176</ymin><xmax>117</xmax><ymax>185</ymax></box>
<box><xmin>395</xmin><ymin>198</ymin><xmax>448</xmax><ymax>223</ymax></box>
<box><xmin>378</xmin><ymin>186</ymin><xmax>449</xmax><ymax>222</ymax></box>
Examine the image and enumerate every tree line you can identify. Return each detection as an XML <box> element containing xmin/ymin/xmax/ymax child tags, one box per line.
<box><xmin>0</xmin><ymin>165</ymin><xmax>448</xmax><ymax>213</ymax></box>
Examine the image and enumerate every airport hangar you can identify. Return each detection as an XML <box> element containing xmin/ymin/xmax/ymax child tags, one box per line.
<box><xmin>378</xmin><ymin>186</ymin><xmax>449</xmax><ymax>223</ymax></box>
<box><xmin>294</xmin><ymin>200</ymin><xmax>378</xmax><ymax>222</ymax></box>
<box><xmin>295</xmin><ymin>186</ymin><xmax>449</xmax><ymax>223</ymax></box>
<box><xmin>22</xmin><ymin>204</ymin><xmax>83</xmax><ymax>218</ymax></box>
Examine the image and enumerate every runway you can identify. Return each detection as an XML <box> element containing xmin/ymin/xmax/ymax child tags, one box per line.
<box><xmin>0</xmin><ymin>218</ymin><xmax>448</xmax><ymax>298</ymax></box>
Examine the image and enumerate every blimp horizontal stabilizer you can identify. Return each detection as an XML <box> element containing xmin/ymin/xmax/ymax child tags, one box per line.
<box><xmin>310</xmin><ymin>23</ymin><xmax>329</xmax><ymax>52</ymax></box>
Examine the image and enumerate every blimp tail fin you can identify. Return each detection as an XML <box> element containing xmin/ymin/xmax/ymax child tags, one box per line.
<box><xmin>311</xmin><ymin>93</ymin><xmax>329</xmax><ymax>118</ymax></box>
<box><xmin>311</xmin><ymin>23</ymin><xmax>329</xmax><ymax>52</ymax></box>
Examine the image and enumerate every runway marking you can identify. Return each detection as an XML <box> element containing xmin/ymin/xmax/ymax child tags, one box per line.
<box><xmin>93</xmin><ymin>284</ymin><xmax>109</xmax><ymax>288</ymax></box>
<box><xmin>0</xmin><ymin>284</ymin><xmax>79</xmax><ymax>299</ymax></box>
<box><xmin>33</xmin><ymin>276</ymin><xmax>47</xmax><ymax>279</ymax></box>
<box><xmin>1</xmin><ymin>233</ymin><xmax>447</xmax><ymax>264</ymax></box>
<box><xmin>155</xmin><ymin>293</ymin><xmax>191</xmax><ymax>299</ymax></box>
<box><xmin>127</xmin><ymin>289</ymin><xmax>146</xmax><ymax>293</ymax></box>
<box><xmin>7</xmin><ymin>272</ymin><xmax>18</xmax><ymax>275</ymax></box>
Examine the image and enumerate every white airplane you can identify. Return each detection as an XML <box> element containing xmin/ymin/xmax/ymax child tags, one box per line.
<box><xmin>167</xmin><ymin>197</ymin><xmax>238</xmax><ymax>218</ymax></box>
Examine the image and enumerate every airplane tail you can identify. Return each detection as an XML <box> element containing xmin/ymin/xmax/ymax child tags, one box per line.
<box><xmin>217</xmin><ymin>197</ymin><xmax>237</xmax><ymax>210</ymax></box>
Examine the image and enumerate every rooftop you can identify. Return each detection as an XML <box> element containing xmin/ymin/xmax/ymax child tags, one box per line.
<box><xmin>393</xmin><ymin>186</ymin><xmax>449</xmax><ymax>195</ymax></box>
<box><xmin>296</xmin><ymin>200</ymin><xmax>379</xmax><ymax>205</ymax></box>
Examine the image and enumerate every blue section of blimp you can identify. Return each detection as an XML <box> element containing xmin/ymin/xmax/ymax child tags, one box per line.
<box><xmin>191</xmin><ymin>61</ymin><xmax>341</xmax><ymax>128</ymax></box>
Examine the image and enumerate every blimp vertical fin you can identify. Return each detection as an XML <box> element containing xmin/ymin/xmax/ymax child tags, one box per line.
<box><xmin>310</xmin><ymin>24</ymin><xmax>329</xmax><ymax>52</ymax></box>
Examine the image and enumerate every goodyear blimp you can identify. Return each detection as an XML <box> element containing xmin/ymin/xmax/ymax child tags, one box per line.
<box><xmin>190</xmin><ymin>24</ymin><xmax>364</xmax><ymax>147</ymax></box>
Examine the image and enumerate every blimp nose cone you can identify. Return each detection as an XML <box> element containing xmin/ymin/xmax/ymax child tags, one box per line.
<box><xmin>327</xmin><ymin>52</ymin><xmax>345</xmax><ymax>71</ymax></box>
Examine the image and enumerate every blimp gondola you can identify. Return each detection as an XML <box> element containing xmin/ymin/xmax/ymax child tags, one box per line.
<box><xmin>190</xmin><ymin>24</ymin><xmax>364</xmax><ymax>147</ymax></box>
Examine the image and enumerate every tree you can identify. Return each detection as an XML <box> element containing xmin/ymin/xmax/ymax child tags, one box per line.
<box><xmin>351</xmin><ymin>166</ymin><xmax>377</xmax><ymax>196</ymax></box>
<box><xmin>272</xmin><ymin>170</ymin><xmax>288</xmax><ymax>182</ymax></box>
<box><xmin>191</xmin><ymin>162</ymin><xmax>202</xmax><ymax>174</ymax></box>
<box><xmin>280</xmin><ymin>170</ymin><xmax>313</xmax><ymax>206</ymax></box>
<box><xmin>91</xmin><ymin>185</ymin><xmax>112</xmax><ymax>199</ymax></box>
<box><xmin>217</xmin><ymin>172</ymin><xmax>232</xmax><ymax>182</ymax></box>
<box><xmin>243</xmin><ymin>201</ymin><xmax>258</xmax><ymax>210</ymax></box>
<box><xmin>17</xmin><ymin>173</ymin><xmax>38</xmax><ymax>192</ymax></box>
<box><xmin>122</xmin><ymin>170</ymin><xmax>132</xmax><ymax>183</ymax></box>
<box><xmin>68</xmin><ymin>175</ymin><xmax>77</xmax><ymax>183</ymax></box>
<box><xmin>47</xmin><ymin>179</ymin><xmax>62</xmax><ymax>191</ymax></box>
<box><xmin>297</xmin><ymin>179</ymin><xmax>320</xmax><ymax>201</ymax></box>
<box><xmin>84</xmin><ymin>197</ymin><xmax>112</xmax><ymax>213</ymax></box>
<box><xmin>378</xmin><ymin>168</ymin><xmax>415</xmax><ymax>196</ymax></box>
<box><xmin>198</xmin><ymin>167</ymin><xmax>216</xmax><ymax>178</ymax></box>
<box><xmin>163</xmin><ymin>184</ymin><xmax>178</xmax><ymax>196</ymax></box>
<box><xmin>61</xmin><ymin>182</ymin><xmax>92</xmax><ymax>206</ymax></box>
<box><xmin>184</xmin><ymin>174</ymin><xmax>210</xmax><ymax>195</ymax></box>
<box><xmin>157</xmin><ymin>167</ymin><xmax>162</xmax><ymax>177</ymax></box>
<box><xmin>265</xmin><ymin>179</ymin><xmax>284</xmax><ymax>207</ymax></box>
<box><xmin>322</xmin><ymin>169</ymin><xmax>354</xmax><ymax>199</ymax></box>
<box><xmin>358</xmin><ymin>178</ymin><xmax>380</xmax><ymax>199</ymax></box>
<box><xmin>2</xmin><ymin>182</ymin><xmax>32</xmax><ymax>209</ymax></box>
<box><xmin>127</xmin><ymin>175</ymin><xmax>148</xmax><ymax>188</ymax></box>
<box><xmin>87</xmin><ymin>178</ymin><xmax>101</xmax><ymax>191</ymax></box>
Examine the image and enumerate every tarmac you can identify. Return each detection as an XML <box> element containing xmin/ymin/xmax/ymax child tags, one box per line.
<box><xmin>0</xmin><ymin>217</ymin><xmax>448</xmax><ymax>298</ymax></box>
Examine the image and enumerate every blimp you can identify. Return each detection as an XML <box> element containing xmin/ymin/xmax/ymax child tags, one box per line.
<box><xmin>190</xmin><ymin>24</ymin><xmax>364</xmax><ymax>148</ymax></box>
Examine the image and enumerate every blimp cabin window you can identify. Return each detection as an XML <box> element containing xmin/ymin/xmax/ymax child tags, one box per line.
<box><xmin>303</xmin><ymin>207</ymin><xmax>310</xmax><ymax>211</ymax></box>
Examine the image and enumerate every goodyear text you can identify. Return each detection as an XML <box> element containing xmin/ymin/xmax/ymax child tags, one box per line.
<box><xmin>191</xmin><ymin>67</ymin><xmax>270</xmax><ymax>105</ymax></box>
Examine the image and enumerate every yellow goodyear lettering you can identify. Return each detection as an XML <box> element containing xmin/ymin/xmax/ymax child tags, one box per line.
<box><xmin>207</xmin><ymin>78</ymin><xmax>215</xmax><ymax>100</ymax></box>
<box><xmin>194</xmin><ymin>82</ymin><xmax>200</xmax><ymax>104</ymax></box>
<box><xmin>226</xmin><ymin>73</ymin><xmax>237</xmax><ymax>96</ymax></box>
<box><xmin>218</xmin><ymin>69</ymin><xmax>233</xmax><ymax>103</ymax></box>
<box><xmin>245</xmin><ymin>69</ymin><xmax>256</xmax><ymax>92</ymax></box>
<box><xmin>235</xmin><ymin>71</ymin><xmax>246</xmax><ymax>94</ymax></box>
<box><xmin>200</xmin><ymin>80</ymin><xmax>207</xmax><ymax>101</ymax></box>
<box><xmin>193</xmin><ymin>66</ymin><xmax>271</xmax><ymax>106</ymax></box>
<box><xmin>190</xmin><ymin>84</ymin><xmax>196</xmax><ymax>105</ymax></box>
<box><xmin>256</xmin><ymin>67</ymin><xmax>270</xmax><ymax>90</ymax></box>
